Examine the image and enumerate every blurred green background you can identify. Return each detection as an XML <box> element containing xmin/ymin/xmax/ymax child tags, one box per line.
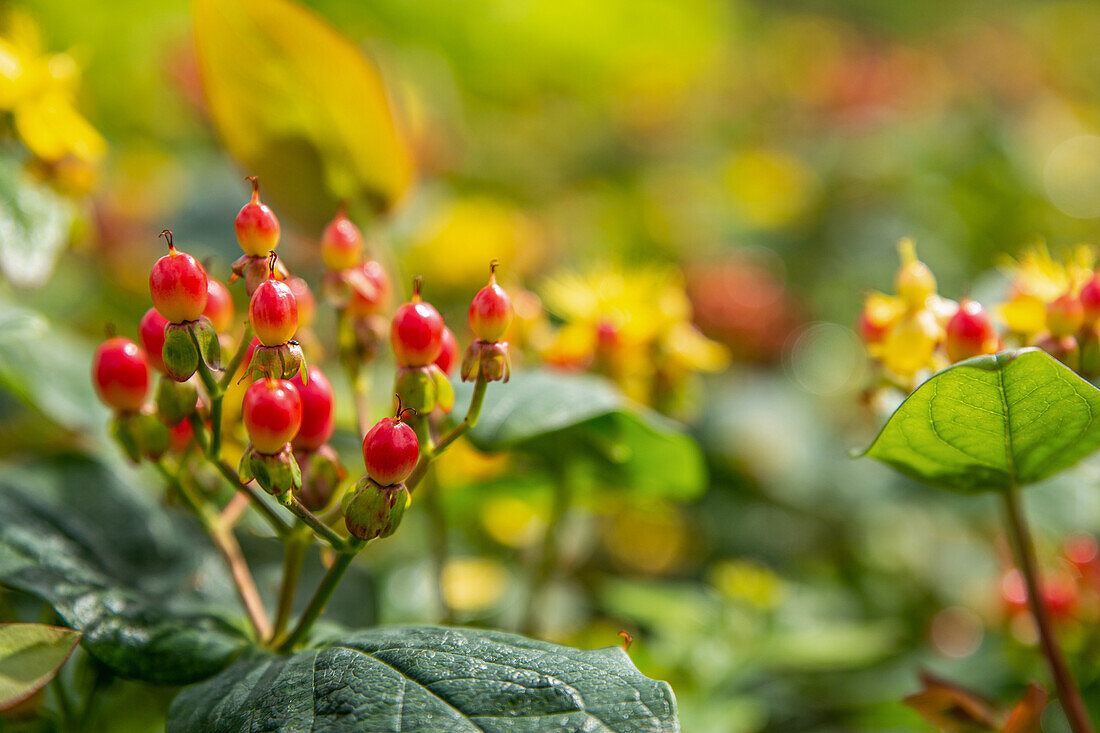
<box><xmin>6</xmin><ymin>0</ymin><xmax>1100</xmax><ymax>730</ymax></box>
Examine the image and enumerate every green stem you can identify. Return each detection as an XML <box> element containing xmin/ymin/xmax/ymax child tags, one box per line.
<box><xmin>286</xmin><ymin>494</ymin><xmax>346</xmax><ymax>550</ymax></box>
<box><xmin>210</xmin><ymin>457</ymin><xmax>292</xmax><ymax>538</ymax></box>
<box><xmin>219</xmin><ymin>322</ymin><xmax>254</xmax><ymax>391</ymax></box>
<box><xmin>188</xmin><ymin>327</ymin><xmax>223</xmax><ymax>457</ymax></box>
<box><xmin>523</xmin><ymin>465</ymin><xmax>571</xmax><ymax>636</ymax></box>
<box><xmin>272</xmin><ymin>524</ymin><xmax>310</xmax><ymax>643</ymax></box>
<box><xmin>277</xmin><ymin>540</ymin><xmax>363</xmax><ymax>652</ymax></box>
<box><xmin>406</xmin><ymin>374</ymin><xmax>488</xmax><ymax>491</ymax></box>
<box><xmin>421</xmin><ymin>469</ymin><xmax>452</xmax><ymax>623</ymax></box>
<box><xmin>1002</xmin><ymin>488</ymin><xmax>1094</xmax><ymax>733</ymax></box>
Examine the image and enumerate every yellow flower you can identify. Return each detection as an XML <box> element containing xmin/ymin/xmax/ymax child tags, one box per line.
<box><xmin>0</xmin><ymin>9</ymin><xmax>105</xmax><ymax>183</ymax></box>
<box><xmin>1002</xmin><ymin>242</ymin><xmax>1093</xmax><ymax>303</ymax></box>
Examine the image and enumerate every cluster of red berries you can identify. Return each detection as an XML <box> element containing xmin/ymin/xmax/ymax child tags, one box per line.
<box><xmin>92</xmin><ymin>175</ymin><xmax>515</xmax><ymax>544</ymax></box>
<box><xmin>998</xmin><ymin>533</ymin><xmax>1100</xmax><ymax>640</ymax></box>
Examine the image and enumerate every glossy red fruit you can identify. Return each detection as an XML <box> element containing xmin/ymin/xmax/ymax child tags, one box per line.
<box><xmin>290</xmin><ymin>365</ymin><xmax>335</xmax><ymax>451</ymax></box>
<box><xmin>150</xmin><ymin>230</ymin><xmax>208</xmax><ymax>323</ymax></box>
<box><xmin>169</xmin><ymin>418</ymin><xmax>194</xmax><ymax>453</ymax></box>
<box><xmin>362</xmin><ymin>412</ymin><xmax>419</xmax><ymax>486</ymax></box>
<box><xmin>1047</xmin><ymin>293</ymin><xmax>1084</xmax><ymax>338</ymax></box>
<box><xmin>1081</xmin><ymin>275</ymin><xmax>1100</xmax><ymax>324</ymax></box>
<box><xmin>346</xmin><ymin>260</ymin><xmax>391</xmax><ymax>318</ymax></box>
<box><xmin>243</xmin><ymin>378</ymin><xmax>302</xmax><ymax>454</ymax></box>
<box><xmin>434</xmin><ymin>327</ymin><xmax>458</xmax><ymax>375</ymax></box>
<box><xmin>945</xmin><ymin>300</ymin><xmax>999</xmax><ymax>362</ymax></box>
<box><xmin>203</xmin><ymin>278</ymin><xmax>235</xmax><ymax>332</ymax></box>
<box><xmin>139</xmin><ymin>308</ymin><xmax>169</xmax><ymax>373</ymax></box>
<box><xmin>93</xmin><ymin>337</ymin><xmax>149</xmax><ymax>412</ymax></box>
<box><xmin>469</xmin><ymin>261</ymin><xmax>513</xmax><ymax>342</ymax></box>
<box><xmin>235</xmin><ymin>176</ymin><xmax>280</xmax><ymax>257</ymax></box>
<box><xmin>250</xmin><ymin>257</ymin><xmax>299</xmax><ymax>346</ymax></box>
<box><xmin>286</xmin><ymin>277</ymin><xmax>316</xmax><ymax>331</ymax></box>
<box><xmin>321</xmin><ymin>208</ymin><xmax>363</xmax><ymax>271</ymax></box>
<box><xmin>391</xmin><ymin>278</ymin><xmax>444</xmax><ymax>367</ymax></box>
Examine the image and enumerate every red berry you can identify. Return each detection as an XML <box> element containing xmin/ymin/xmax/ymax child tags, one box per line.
<box><xmin>945</xmin><ymin>299</ymin><xmax>999</xmax><ymax>362</ymax></box>
<box><xmin>150</xmin><ymin>230</ymin><xmax>208</xmax><ymax>323</ymax></box>
<box><xmin>362</xmin><ymin>412</ymin><xmax>419</xmax><ymax>486</ymax></box>
<box><xmin>1047</xmin><ymin>292</ymin><xmax>1084</xmax><ymax>338</ymax></box>
<box><xmin>249</xmin><ymin>257</ymin><xmax>299</xmax><ymax>346</ymax></box>
<box><xmin>286</xmin><ymin>277</ymin><xmax>316</xmax><ymax>331</ymax></box>
<box><xmin>434</xmin><ymin>327</ymin><xmax>458</xmax><ymax>375</ymax></box>
<box><xmin>243</xmin><ymin>378</ymin><xmax>302</xmax><ymax>454</ymax></box>
<box><xmin>169</xmin><ymin>418</ymin><xmax>194</xmax><ymax>453</ymax></box>
<box><xmin>469</xmin><ymin>261</ymin><xmax>513</xmax><ymax>342</ymax></box>
<box><xmin>235</xmin><ymin>177</ymin><xmax>280</xmax><ymax>257</ymax></box>
<box><xmin>203</xmin><ymin>278</ymin><xmax>235</xmax><ymax>332</ymax></box>
<box><xmin>139</xmin><ymin>307</ymin><xmax>169</xmax><ymax>373</ymax></box>
<box><xmin>1081</xmin><ymin>275</ymin><xmax>1100</xmax><ymax>324</ymax></box>
<box><xmin>290</xmin><ymin>365</ymin><xmax>335</xmax><ymax>451</ymax></box>
<box><xmin>390</xmin><ymin>277</ymin><xmax>444</xmax><ymax>367</ymax></box>
<box><xmin>93</xmin><ymin>337</ymin><xmax>149</xmax><ymax>412</ymax></box>
<box><xmin>320</xmin><ymin>208</ymin><xmax>363</xmax><ymax>271</ymax></box>
<box><xmin>346</xmin><ymin>260</ymin><xmax>391</xmax><ymax>318</ymax></box>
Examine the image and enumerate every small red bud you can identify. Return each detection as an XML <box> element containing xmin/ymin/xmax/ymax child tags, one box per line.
<box><xmin>150</xmin><ymin>230</ymin><xmax>208</xmax><ymax>323</ymax></box>
<box><xmin>434</xmin><ymin>327</ymin><xmax>459</xmax><ymax>375</ymax></box>
<box><xmin>243</xmin><ymin>378</ymin><xmax>303</xmax><ymax>455</ymax></box>
<box><xmin>290</xmin><ymin>365</ymin><xmax>335</xmax><ymax>451</ymax></box>
<box><xmin>203</xmin><ymin>278</ymin><xmax>235</xmax><ymax>332</ymax></box>
<box><xmin>469</xmin><ymin>260</ymin><xmax>513</xmax><ymax>342</ymax></box>
<box><xmin>139</xmin><ymin>308</ymin><xmax>169</xmax><ymax>373</ymax></box>
<box><xmin>945</xmin><ymin>300</ymin><xmax>999</xmax><ymax>362</ymax></box>
<box><xmin>345</xmin><ymin>261</ymin><xmax>391</xmax><ymax>318</ymax></box>
<box><xmin>362</xmin><ymin>407</ymin><xmax>419</xmax><ymax>486</ymax></box>
<box><xmin>93</xmin><ymin>337</ymin><xmax>149</xmax><ymax>412</ymax></box>
<box><xmin>320</xmin><ymin>207</ymin><xmax>363</xmax><ymax>271</ymax></box>
<box><xmin>390</xmin><ymin>277</ymin><xmax>445</xmax><ymax>367</ymax></box>
<box><xmin>235</xmin><ymin>177</ymin><xmax>280</xmax><ymax>257</ymax></box>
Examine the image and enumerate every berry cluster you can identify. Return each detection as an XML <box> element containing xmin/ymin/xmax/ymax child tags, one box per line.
<box><xmin>92</xmin><ymin>175</ymin><xmax>514</xmax><ymax>549</ymax></box>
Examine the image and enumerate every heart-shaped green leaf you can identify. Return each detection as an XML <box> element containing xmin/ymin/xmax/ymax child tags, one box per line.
<box><xmin>858</xmin><ymin>349</ymin><xmax>1100</xmax><ymax>493</ymax></box>
<box><xmin>0</xmin><ymin>624</ymin><xmax>80</xmax><ymax>710</ymax></box>
<box><xmin>453</xmin><ymin>370</ymin><xmax>706</xmax><ymax>499</ymax></box>
<box><xmin>193</xmin><ymin>0</ymin><xmax>414</xmax><ymax>227</ymax></box>
<box><xmin>167</xmin><ymin>625</ymin><xmax>679</xmax><ymax>732</ymax></box>
<box><xmin>0</xmin><ymin>456</ymin><xmax>250</xmax><ymax>683</ymax></box>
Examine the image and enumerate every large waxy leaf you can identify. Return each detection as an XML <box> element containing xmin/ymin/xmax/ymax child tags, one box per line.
<box><xmin>193</xmin><ymin>0</ymin><xmax>414</xmax><ymax>227</ymax></box>
<box><xmin>0</xmin><ymin>455</ymin><xmax>250</xmax><ymax>684</ymax></box>
<box><xmin>453</xmin><ymin>370</ymin><xmax>706</xmax><ymax>499</ymax></box>
<box><xmin>168</xmin><ymin>625</ymin><xmax>679</xmax><ymax>732</ymax></box>
<box><xmin>0</xmin><ymin>624</ymin><xmax>80</xmax><ymax>710</ymax></box>
<box><xmin>859</xmin><ymin>349</ymin><xmax>1100</xmax><ymax>493</ymax></box>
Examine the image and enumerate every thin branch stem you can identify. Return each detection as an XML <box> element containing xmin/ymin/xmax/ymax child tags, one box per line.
<box><xmin>271</xmin><ymin>524</ymin><xmax>310</xmax><ymax>643</ymax></box>
<box><xmin>209</xmin><ymin>457</ymin><xmax>292</xmax><ymax>538</ymax></box>
<box><xmin>219</xmin><ymin>322</ymin><xmax>254</xmax><ymax>391</ymax></box>
<box><xmin>1002</xmin><ymin>488</ymin><xmax>1094</xmax><ymax>733</ymax></box>
<box><xmin>277</xmin><ymin>539</ymin><xmax>363</xmax><ymax>652</ymax></box>
<box><xmin>286</xmin><ymin>494</ymin><xmax>346</xmax><ymax>550</ymax></box>
<box><xmin>420</xmin><ymin>462</ymin><xmax>452</xmax><ymax>623</ymax></box>
<box><xmin>406</xmin><ymin>373</ymin><xmax>488</xmax><ymax>491</ymax></box>
<box><xmin>522</xmin><ymin>465</ymin><xmax>571</xmax><ymax>636</ymax></box>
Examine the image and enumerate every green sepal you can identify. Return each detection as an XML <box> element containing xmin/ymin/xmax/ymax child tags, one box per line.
<box><xmin>189</xmin><ymin>317</ymin><xmax>222</xmax><ymax>371</ymax></box>
<box><xmin>133</xmin><ymin>413</ymin><xmax>170</xmax><ymax>462</ymax></box>
<box><xmin>428</xmin><ymin>363</ymin><xmax>454</xmax><ymax>413</ymax></box>
<box><xmin>163</xmin><ymin>324</ymin><xmax>200</xmax><ymax>382</ymax></box>
<box><xmin>238</xmin><ymin>449</ymin><xmax>255</xmax><ymax>483</ymax></box>
<box><xmin>394</xmin><ymin>366</ymin><xmax>436</xmax><ymax>414</ymax></box>
<box><xmin>156</xmin><ymin>377</ymin><xmax>198</xmax><ymax>427</ymax></box>
<box><xmin>344</xmin><ymin>479</ymin><xmax>408</xmax><ymax>542</ymax></box>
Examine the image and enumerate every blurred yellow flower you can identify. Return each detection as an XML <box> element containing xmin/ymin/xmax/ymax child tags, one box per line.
<box><xmin>710</xmin><ymin>559</ymin><xmax>786</xmax><ymax>610</ymax></box>
<box><xmin>998</xmin><ymin>243</ymin><xmax>1094</xmax><ymax>337</ymax></box>
<box><xmin>723</xmin><ymin>147</ymin><xmax>818</xmax><ymax>229</ymax></box>
<box><xmin>0</xmin><ymin>9</ymin><xmax>105</xmax><ymax>186</ymax></box>
<box><xmin>441</xmin><ymin>557</ymin><xmax>509</xmax><ymax>613</ymax></box>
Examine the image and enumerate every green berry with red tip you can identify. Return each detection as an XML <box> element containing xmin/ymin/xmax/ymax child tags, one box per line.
<box><xmin>945</xmin><ymin>299</ymin><xmax>999</xmax><ymax>363</ymax></box>
<box><xmin>469</xmin><ymin>260</ymin><xmax>513</xmax><ymax>342</ymax></box>
<box><xmin>390</xmin><ymin>277</ymin><xmax>444</xmax><ymax>367</ymax></box>
<box><xmin>291</xmin><ymin>365</ymin><xmax>335</xmax><ymax>451</ymax></box>
<box><xmin>150</xmin><ymin>230</ymin><xmax>208</xmax><ymax>323</ymax></box>
<box><xmin>249</xmin><ymin>254</ymin><xmax>299</xmax><ymax>346</ymax></box>
<box><xmin>235</xmin><ymin>176</ymin><xmax>280</xmax><ymax>257</ymax></box>
<box><xmin>203</xmin><ymin>278</ymin><xmax>235</xmax><ymax>332</ymax></box>
<box><xmin>321</xmin><ymin>207</ymin><xmax>363</xmax><ymax>270</ymax></box>
<box><xmin>346</xmin><ymin>261</ymin><xmax>391</xmax><ymax>318</ymax></box>
<box><xmin>434</xmin><ymin>327</ymin><xmax>458</xmax><ymax>375</ymax></box>
<box><xmin>139</xmin><ymin>307</ymin><xmax>169</xmax><ymax>373</ymax></box>
<box><xmin>243</xmin><ymin>378</ymin><xmax>303</xmax><ymax>455</ymax></box>
<box><xmin>93</xmin><ymin>337</ymin><xmax>149</xmax><ymax>412</ymax></box>
<box><xmin>1047</xmin><ymin>292</ymin><xmax>1084</xmax><ymax>338</ymax></box>
<box><xmin>1081</xmin><ymin>275</ymin><xmax>1100</xmax><ymax>324</ymax></box>
<box><xmin>362</xmin><ymin>401</ymin><xmax>419</xmax><ymax>486</ymax></box>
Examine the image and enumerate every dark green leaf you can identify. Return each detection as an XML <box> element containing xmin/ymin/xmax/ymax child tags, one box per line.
<box><xmin>0</xmin><ymin>157</ymin><xmax>74</xmax><ymax>289</ymax></box>
<box><xmin>0</xmin><ymin>455</ymin><xmax>250</xmax><ymax>684</ymax></box>
<box><xmin>0</xmin><ymin>624</ymin><xmax>80</xmax><ymax>710</ymax></box>
<box><xmin>453</xmin><ymin>370</ymin><xmax>706</xmax><ymax>499</ymax></box>
<box><xmin>859</xmin><ymin>349</ymin><xmax>1100</xmax><ymax>493</ymax></box>
<box><xmin>168</xmin><ymin>625</ymin><xmax>679</xmax><ymax>732</ymax></box>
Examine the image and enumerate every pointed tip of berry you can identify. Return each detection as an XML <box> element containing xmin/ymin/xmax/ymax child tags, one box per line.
<box><xmin>246</xmin><ymin>175</ymin><xmax>260</xmax><ymax>201</ymax></box>
<box><xmin>412</xmin><ymin>275</ymin><xmax>423</xmax><ymax>301</ymax></box>
<box><xmin>159</xmin><ymin>229</ymin><xmax>175</xmax><ymax>252</ymax></box>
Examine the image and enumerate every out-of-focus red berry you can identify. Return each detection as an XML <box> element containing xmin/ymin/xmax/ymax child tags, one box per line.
<box><xmin>93</xmin><ymin>337</ymin><xmax>149</xmax><ymax>412</ymax></box>
<box><xmin>320</xmin><ymin>209</ymin><xmax>363</xmax><ymax>271</ymax></box>
<box><xmin>945</xmin><ymin>299</ymin><xmax>999</xmax><ymax>362</ymax></box>
<box><xmin>469</xmin><ymin>261</ymin><xmax>514</xmax><ymax>342</ymax></box>
<box><xmin>203</xmin><ymin>278</ymin><xmax>235</xmax><ymax>332</ymax></box>
<box><xmin>286</xmin><ymin>277</ymin><xmax>316</xmax><ymax>331</ymax></box>
<box><xmin>346</xmin><ymin>261</ymin><xmax>391</xmax><ymax>318</ymax></box>
<box><xmin>235</xmin><ymin>177</ymin><xmax>280</xmax><ymax>257</ymax></box>
<box><xmin>139</xmin><ymin>308</ymin><xmax>169</xmax><ymax>373</ymax></box>
<box><xmin>290</xmin><ymin>365</ymin><xmax>335</xmax><ymax>451</ymax></box>
<box><xmin>434</xmin><ymin>327</ymin><xmax>459</xmax><ymax>375</ymax></box>
<box><xmin>1047</xmin><ymin>293</ymin><xmax>1084</xmax><ymax>338</ymax></box>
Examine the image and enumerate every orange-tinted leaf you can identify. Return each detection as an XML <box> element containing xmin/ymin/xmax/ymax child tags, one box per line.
<box><xmin>1001</xmin><ymin>684</ymin><xmax>1047</xmax><ymax>733</ymax></box>
<box><xmin>903</xmin><ymin>672</ymin><xmax>1001</xmax><ymax>732</ymax></box>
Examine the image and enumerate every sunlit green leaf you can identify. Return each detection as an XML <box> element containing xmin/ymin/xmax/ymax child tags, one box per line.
<box><xmin>859</xmin><ymin>349</ymin><xmax>1100</xmax><ymax>493</ymax></box>
<box><xmin>193</xmin><ymin>0</ymin><xmax>414</xmax><ymax>227</ymax></box>
<box><xmin>0</xmin><ymin>624</ymin><xmax>80</xmax><ymax>710</ymax></box>
<box><xmin>168</xmin><ymin>625</ymin><xmax>679</xmax><ymax>732</ymax></box>
<box><xmin>0</xmin><ymin>157</ymin><xmax>74</xmax><ymax>289</ymax></box>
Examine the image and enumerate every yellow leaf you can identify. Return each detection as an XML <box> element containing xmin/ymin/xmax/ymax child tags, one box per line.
<box><xmin>193</xmin><ymin>0</ymin><xmax>413</xmax><ymax>228</ymax></box>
